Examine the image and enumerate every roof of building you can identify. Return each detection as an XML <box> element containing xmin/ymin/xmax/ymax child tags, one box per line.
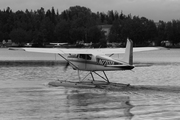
<box><xmin>98</xmin><ymin>25</ymin><xmax>112</xmax><ymax>29</ymax></box>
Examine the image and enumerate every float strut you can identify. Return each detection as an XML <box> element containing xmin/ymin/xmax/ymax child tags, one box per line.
<box><xmin>103</xmin><ymin>71</ymin><xmax>110</xmax><ymax>83</ymax></box>
<box><xmin>90</xmin><ymin>72</ymin><xmax>95</xmax><ymax>81</ymax></box>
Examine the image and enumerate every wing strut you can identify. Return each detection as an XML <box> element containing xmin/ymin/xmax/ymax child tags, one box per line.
<box><xmin>58</xmin><ymin>54</ymin><xmax>79</xmax><ymax>70</ymax></box>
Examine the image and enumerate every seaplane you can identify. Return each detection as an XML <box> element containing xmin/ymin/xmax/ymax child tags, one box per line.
<box><xmin>9</xmin><ymin>39</ymin><xmax>161</xmax><ymax>88</ymax></box>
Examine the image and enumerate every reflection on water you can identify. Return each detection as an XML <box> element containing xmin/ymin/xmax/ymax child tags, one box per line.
<box><xmin>0</xmin><ymin>86</ymin><xmax>134</xmax><ymax>120</ymax></box>
<box><xmin>65</xmin><ymin>91</ymin><xmax>134</xmax><ymax>120</ymax></box>
<box><xmin>1</xmin><ymin>49</ymin><xmax>180</xmax><ymax>120</ymax></box>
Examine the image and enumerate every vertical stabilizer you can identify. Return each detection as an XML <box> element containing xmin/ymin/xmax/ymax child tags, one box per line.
<box><xmin>122</xmin><ymin>38</ymin><xmax>133</xmax><ymax>65</ymax></box>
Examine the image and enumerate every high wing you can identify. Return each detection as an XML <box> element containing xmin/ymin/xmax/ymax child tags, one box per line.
<box><xmin>9</xmin><ymin>47</ymin><xmax>162</xmax><ymax>55</ymax></box>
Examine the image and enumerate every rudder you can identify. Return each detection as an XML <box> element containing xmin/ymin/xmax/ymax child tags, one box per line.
<box><xmin>122</xmin><ymin>38</ymin><xmax>133</xmax><ymax>65</ymax></box>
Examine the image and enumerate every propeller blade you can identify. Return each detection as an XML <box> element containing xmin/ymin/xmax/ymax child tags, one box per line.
<box><xmin>63</xmin><ymin>62</ymin><xmax>69</xmax><ymax>71</ymax></box>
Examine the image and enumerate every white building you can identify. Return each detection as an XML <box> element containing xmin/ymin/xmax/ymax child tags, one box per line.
<box><xmin>98</xmin><ymin>25</ymin><xmax>112</xmax><ymax>37</ymax></box>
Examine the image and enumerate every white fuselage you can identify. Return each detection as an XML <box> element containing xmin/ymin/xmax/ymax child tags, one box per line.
<box><xmin>67</xmin><ymin>54</ymin><xmax>134</xmax><ymax>71</ymax></box>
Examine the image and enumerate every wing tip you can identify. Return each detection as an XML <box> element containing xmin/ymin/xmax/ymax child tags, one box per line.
<box><xmin>8</xmin><ymin>47</ymin><xmax>25</xmax><ymax>51</ymax></box>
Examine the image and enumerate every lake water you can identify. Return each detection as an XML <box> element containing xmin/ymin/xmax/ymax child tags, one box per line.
<box><xmin>0</xmin><ymin>48</ymin><xmax>180</xmax><ymax>120</ymax></box>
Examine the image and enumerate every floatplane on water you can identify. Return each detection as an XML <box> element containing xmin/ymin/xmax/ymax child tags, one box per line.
<box><xmin>9</xmin><ymin>39</ymin><xmax>160</xmax><ymax>88</ymax></box>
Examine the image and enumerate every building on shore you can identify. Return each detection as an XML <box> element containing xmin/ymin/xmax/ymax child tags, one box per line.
<box><xmin>98</xmin><ymin>25</ymin><xmax>112</xmax><ymax>39</ymax></box>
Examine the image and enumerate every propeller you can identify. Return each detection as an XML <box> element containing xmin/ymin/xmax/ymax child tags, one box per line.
<box><xmin>63</xmin><ymin>62</ymin><xmax>69</xmax><ymax>71</ymax></box>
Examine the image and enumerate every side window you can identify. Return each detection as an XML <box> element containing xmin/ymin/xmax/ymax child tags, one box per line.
<box><xmin>79</xmin><ymin>54</ymin><xmax>86</xmax><ymax>59</ymax></box>
<box><xmin>86</xmin><ymin>54</ymin><xmax>92</xmax><ymax>60</ymax></box>
<box><xmin>78</xmin><ymin>54</ymin><xmax>92</xmax><ymax>60</ymax></box>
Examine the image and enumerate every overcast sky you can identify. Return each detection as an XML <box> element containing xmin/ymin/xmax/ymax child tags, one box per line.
<box><xmin>1</xmin><ymin>0</ymin><xmax>180</xmax><ymax>22</ymax></box>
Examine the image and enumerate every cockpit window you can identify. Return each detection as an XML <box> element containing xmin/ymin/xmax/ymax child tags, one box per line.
<box><xmin>78</xmin><ymin>54</ymin><xmax>92</xmax><ymax>60</ymax></box>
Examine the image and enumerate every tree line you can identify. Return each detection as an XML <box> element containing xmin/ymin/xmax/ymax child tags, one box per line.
<box><xmin>0</xmin><ymin>6</ymin><xmax>180</xmax><ymax>47</ymax></box>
